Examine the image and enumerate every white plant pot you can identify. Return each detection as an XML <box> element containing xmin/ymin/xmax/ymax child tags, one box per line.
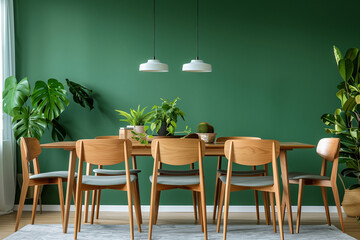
<box><xmin>134</xmin><ymin>125</ymin><xmax>146</xmax><ymax>134</ymax></box>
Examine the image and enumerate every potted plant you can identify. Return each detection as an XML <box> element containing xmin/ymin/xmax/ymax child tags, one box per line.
<box><xmin>197</xmin><ymin>122</ymin><xmax>216</xmax><ymax>143</ymax></box>
<box><xmin>115</xmin><ymin>105</ymin><xmax>153</xmax><ymax>134</ymax></box>
<box><xmin>150</xmin><ymin>97</ymin><xmax>186</xmax><ymax>136</ymax></box>
<box><xmin>320</xmin><ymin>46</ymin><xmax>360</xmax><ymax>219</ymax></box>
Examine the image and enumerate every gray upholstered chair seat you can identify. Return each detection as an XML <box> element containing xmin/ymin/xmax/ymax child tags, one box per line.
<box><xmin>288</xmin><ymin>172</ymin><xmax>330</xmax><ymax>180</ymax></box>
<box><xmin>219</xmin><ymin>175</ymin><xmax>274</xmax><ymax>187</ymax></box>
<box><xmin>82</xmin><ymin>175</ymin><xmax>136</xmax><ymax>186</ymax></box>
<box><xmin>29</xmin><ymin>171</ymin><xmax>75</xmax><ymax>179</ymax></box>
<box><xmin>93</xmin><ymin>169</ymin><xmax>141</xmax><ymax>175</ymax></box>
<box><xmin>217</xmin><ymin>169</ymin><xmax>266</xmax><ymax>176</ymax></box>
<box><xmin>150</xmin><ymin>175</ymin><xmax>200</xmax><ymax>186</ymax></box>
<box><xmin>158</xmin><ymin>169</ymin><xmax>199</xmax><ymax>175</ymax></box>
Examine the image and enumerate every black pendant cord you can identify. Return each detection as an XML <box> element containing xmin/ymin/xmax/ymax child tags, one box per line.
<box><xmin>196</xmin><ymin>0</ymin><xmax>199</xmax><ymax>60</ymax></box>
<box><xmin>153</xmin><ymin>0</ymin><xmax>156</xmax><ymax>60</ymax></box>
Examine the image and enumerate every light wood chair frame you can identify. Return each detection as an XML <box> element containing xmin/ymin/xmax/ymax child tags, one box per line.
<box><xmin>74</xmin><ymin>139</ymin><xmax>140</xmax><ymax>240</ymax></box>
<box><xmin>213</xmin><ymin>137</ymin><xmax>271</xmax><ymax>224</ymax></box>
<box><xmin>216</xmin><ymin>139</ymin><xmax>284</xmax><ymax>240</ymax></box>
<box><xmin>286</xmin><ymin>138</ymin><xmax>345</xmax><ymax>233</ymax></box>
<box><xmin>148</xmin><ymin>138</ymin><xmax>208</xmax><ymax>240</ymax></box>
<box><xmin>83</xmin><ymin>136</ymin><xmax>142</xmax><ymax>225</ymax></box>
<box><xmin>15</xmin><ymin>137</ymin><xmax>69</xmax><ymax>232</ymax></box>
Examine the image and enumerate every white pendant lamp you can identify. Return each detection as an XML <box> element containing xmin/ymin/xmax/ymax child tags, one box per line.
<box><xmin>182</xmin><ymin>0</ymin><xmax>212</xmax><ymax>72</ymax></box>
<box><xmin>139</xmin><ymin>0</ymin><xmax>168</xmax><ymax>72</ymax></box>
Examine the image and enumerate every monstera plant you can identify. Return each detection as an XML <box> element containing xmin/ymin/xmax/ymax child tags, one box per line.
<box><xmin>321</xmin><ymin>46</ymin><xmax>360</xmax><ymax>190</ymax></box>
<box><xmin>3</xmin><ymin>76</ymin><xmax>94</xmax><ymax>143</ymax></box>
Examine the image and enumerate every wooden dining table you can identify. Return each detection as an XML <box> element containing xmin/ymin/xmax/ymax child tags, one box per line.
<box><xmin>41</xmin><ymin>141</ymin><xmax>315</xmax><ymax>234</ymax></box>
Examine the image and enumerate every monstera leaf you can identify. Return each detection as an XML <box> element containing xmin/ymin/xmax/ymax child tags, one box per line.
<box><xmin>2</xmin><ymin>76</ymin><xmax>30</xmax><ymax>117</ymax></box>
<box><xmin>11</xmin><ymin>107</ymin><xmax>47</xmax><ymax>144</ymax></box>
<box><xmin>66</xmin><ymin>79</ymin><xmax>94</xmax><ymax>110</ymax></box>
<box><xmin>31</xmin><ymin>79</ymin><xmax>69</xmax><ymax>121</ymax></box>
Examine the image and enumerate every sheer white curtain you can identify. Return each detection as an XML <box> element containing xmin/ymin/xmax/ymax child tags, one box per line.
<box><xmin>0</xmin><ymin>0</ymin><xmax>16</xmax><ymax>215</ymax></box>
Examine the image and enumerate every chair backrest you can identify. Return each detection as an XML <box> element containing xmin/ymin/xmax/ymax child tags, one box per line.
<box><xmin>216</xmin><ymin>136</ymin><xmax>261</xmax><ymax>143</ymax></box>
<box><xmin>95</xmin><ymin>136</ymin><xmax>119</xmax><ymax>139</ymax></box>
<box><xmin>76</xmin><ymin>139</ymin><xmax>132</xmax><ymax>166</ymax></box>
<box><xmin>316</xmin><ymin>138</ymin><xmax>340</xmax><ymax>162</ymax></box>
<box><xmin>224</xmin><ymin>139</ymin><xmax>280</xmax><ymax>166</ymax></box>
<box><xmin>151</xmin><ymin>138</ymin><xmax>205</xmax><ymax>165</ymax></box>
<box><xmin>20</xmin><ymin>137</ymin><xmax>42</xmax><ymax>179</ymax></box>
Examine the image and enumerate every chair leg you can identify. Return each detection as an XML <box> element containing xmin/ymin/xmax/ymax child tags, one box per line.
<box><xmin>269</xmin><ymin>192</ymin><xmax>276</xmax><ymax>233</ymax></box>
<box><xmin>200</xmin><ymin>185</ymin><xmax>208</xmax><ymax>240</ymax></box>
<box><xmin>296</xmin><ymin>179</ymin><xmax>304</xmax><ymax>233</ymax></box>
<box><xmin>321</xmin><ymin>187</ymin><xmax>331</xmax><ymax>226</ymax></box>
<box><xmin>216</xmin><ymin>182</ymin><xmax>225</xmax><ymax>233</ymax></box>
<box><xmin>15</xmin><ymin>182</ymin><xmax>28</xmax><ymax>232</ymax></box>
<box><xmin>132</xmin><ymin>182</ymin><xmax>142</xmax><ymax>232</ymax></box>
<box><xmin>148</xmin><ymin>184</ymin><xmax>157</xmax><ymax>240</ymax></box>
<box><xmin>198</xmin><ymin>192</ymin><xmax>204</xmax><ymax>232</ymax></box>
<box><xmin>223</xmin><ymin>182</ymin><xmax>231</xmax><ymax>240</ymax></box>
<box><xmin>83</xmin><ymin>190</ymin><xmax>90</xmax><ymax>223</ymax></box>
<box><xmin>192</xmin><ymin>191</ymin><xmax>198</xmax><ymax>224</ymax></box>
<box><xmin>281</xmin><ymin>191</ymin><xmax>286</xmax><ymax>223</ymax></box>
<box><xmin>91</xmin><ymin>190</ymin><xmax>97</xmax><ymax>224</ymax></box>
<box><xmin>212</xmin><ymin>173</ymin><xmax>221</xmax><ymax>221</ymax></box>
<box><xmin>254</xmin><ymin>190</ymin><xmax>260</xmax><ymax>224</ymax></box>
<box><xmin>134</xmin><ymin>178</ymin><xmax>143</xmax><ymax>224</ymax></box>
<box><xmin>57</xmin><ymin>179</ymin><xmax>65</xmax><ymax>227</ymax></box>
<box><xmin>96</xmin><ymin>190</ymin><xmax>101</xmax><ymax>219</ymax></box>
<box><xmin>154</xmin><ymin>191</ymin><xmax>161</xmax><ymax>225</ymax></box>
<box><xmin>74</xmin><ymin>188</ymin><xmax>82</xmax><ymax>240</ymax></box>
<box><xmin>126</xmin><ymin>183</ymin><xmax>134</xmax><ymax>240</ymax></box>
<box><xmin>31</xmin><ymin>185</ymin><xmax>40</xmax><ymax>225</ymax></box>
<box><xmin>263</xmin><ymin>192</ymin><xmax>271</xmax><ymax>225</ymax></box>
<box><xmin>78</xmin><ymin>191</ymin><xmax>83</xmax><ymax>232</ymax></box>
<box><xmin>274</xmin><ymin>186</ymin><xmax>284</xmax><ymax>240</ymax></box>
<box><xmin>331</xmin><ymin>184</ymin><xmax>345</xmax><ymax>232</ymax></box>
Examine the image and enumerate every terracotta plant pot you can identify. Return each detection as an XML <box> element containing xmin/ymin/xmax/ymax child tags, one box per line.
<box><xmin>342</xmin><ymin>188</ymin><xmax>360</xmax><ymax>217</ymax></box>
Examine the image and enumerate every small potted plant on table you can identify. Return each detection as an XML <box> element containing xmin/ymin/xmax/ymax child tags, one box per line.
<box><xmin>115</xmin><ymin>105</ymin><xmax>153</xmax><ymax>134</ymax></box>
<box><xmin>197</xmin><ymin>122</ymin><xmax>216</xmax><ymax>143</ymax></box>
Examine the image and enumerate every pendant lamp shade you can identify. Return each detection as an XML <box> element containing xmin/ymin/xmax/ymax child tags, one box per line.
<box><xmin>139</xmin><ymin>59</ymin><xmax>168</xmax><ymax>72</ymax></box>
<box><xmin>182</xmin><ymin>60</ymin><xmax>211</xmax><ymax>72</ymax></box>
<box><xmin>139</xmin><ymin>0</ymin><xmax>168</xmax><ymax>72</ymax></box>
<box><xmin>182</xmin><ymin>0</ymin><xmax>212</xmax><ymax>72</ymax></box>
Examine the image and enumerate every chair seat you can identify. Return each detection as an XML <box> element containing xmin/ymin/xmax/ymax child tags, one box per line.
<box><xmin>219</xmin><ymin>175</ymin><xmax>274</xmax><ymax>187</ymax></box>
<box><xmin>149</xmin><ymin>175</ymin><xmax>200</xmax><ymax>186</ymax></box>
<box><xmin>217</xmin><ymin>169</ymin><xmax>266</xmax><ymax>176</ymax></box>
<box><xmin>29</xmin><ymin>171</ymin><xmax>75</xmax><ymax>179</ymax></box>
<box><xmin>93</xmin><ymin>169</ymin><xmax>141</xmax><ymax>175</ymax></box>
<box><xmin>158</xmin><ymin>169</ymin><xmax>199</xmax><ymax>175</ymax></box>
<box><xmin>288</xmin><ymin>172</ymin><xmax>330</xmax><ymax>180</ymax></box>
<box><xmin>82</xmin><ymin>175</ymin><xmax>136</xmax><ymax>186</ymax></box>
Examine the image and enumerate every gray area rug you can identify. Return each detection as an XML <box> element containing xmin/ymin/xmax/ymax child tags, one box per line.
<box><xmin>4</xmin><ymin>224</ymin><xmax>355</xmax><ymax>240</ymax></box>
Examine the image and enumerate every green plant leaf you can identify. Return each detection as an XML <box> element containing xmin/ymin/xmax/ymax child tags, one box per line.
<box><xmin>66</xmin><ymin>79</ymin><xmax>94</xmax><ymax>110</ymax></box>
<box><xmin>320</xmin><ymin>114</ymin><xmax>335</xmax><ymax>126</ymax></box>
<box><xmin>31</xmin><ymin>79</ymin><xmax>69</xmax><ymax>121</ymax></box>
<box><xmin>338</xmin><ymin>58</ymin><xmax>354</xmax><ymax>82</ymax></box>
<box><xmin>50</xmin><ymin>117</ymin><xmax>66</xmax><ymax>141</ymax></box>
<box><xmin>3</xmin><ymin>76</ymin><xmax>30</xmax><ymax>117</ymax></box>
<box><xmin>11</xmin><ymin>106</ymin><xmax>47</xmax><ymax>144</ymax></box>
<box><xmin>343</xmin><ymin>97</ymin><xmax>357</xmax><ymax>114</ymax></box>
<box><xmin>344</xmin><ymin>48</ymin><xmax>359</xmax><ymax>61</ymax></box>
<box><xmin>333</xmin><ymin>45</ymin><xmax>342</xmax><ymax>65</ymax></box>
<box><xmin>336</xmin><ymin>89</ymin><xmax>347</xmax><ymax>107</ymax></box>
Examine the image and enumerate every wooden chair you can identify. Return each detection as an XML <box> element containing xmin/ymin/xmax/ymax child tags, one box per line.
<box><xmin>15</xmin><ymin>137</ymin><xmax>71</xmax><ymax>232</ymax></box>
<box><xmin>287</xmin><ymin>138</ymin><xmax>345</xmax><ymax>233</ymax></box>
<box><xmin>213</xmin><ymin>137</ymin><xmax>270</xmax><ymax>224</ymax></box>
<box><xmin>83</xmin><ymin>135</ymin><xmax>142</xmax><ymax>225</ymax></box>
<box><xmin>148</xmin><ymin>138</ymin><xmax>208</xmax><ymax>240</ymax></box>
<box><xmin>216</xmin><ymin>139</ymin><xmax>283</xmax><ymax>240</ymax></box>
<box><xmin>74</xmin><ymin>139</ymin><xmax>140</xmax><ymax>240</ymax></box>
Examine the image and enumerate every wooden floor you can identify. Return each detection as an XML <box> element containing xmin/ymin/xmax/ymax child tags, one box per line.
<box><xmin>1</xmin><ymin>211</ymin><xmax>359</xmax><ymax>239</ymax></box>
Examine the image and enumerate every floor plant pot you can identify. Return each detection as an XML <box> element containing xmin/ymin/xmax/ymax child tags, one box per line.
<box><xmin>342</xmin><ymin>188</ymin><xmax>360</xmax><ymax>217</ymax></box>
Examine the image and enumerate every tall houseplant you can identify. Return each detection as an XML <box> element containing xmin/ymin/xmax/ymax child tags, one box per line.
<box><xmin>321</xmin><ymin>46</ymin><xmax>360</xmax><ymax>218</ymax></box>
<box><xmin>3</xmin><ymin>76</ymin><xmax>94</xmax><ymax>143</ymax></box>
<box><xmin>150</xmin><ymin>97</ymin><xmax>186</xmax><ymax>136</ymax></box>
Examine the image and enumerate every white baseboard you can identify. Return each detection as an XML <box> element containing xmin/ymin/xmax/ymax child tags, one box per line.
<box><xmin>14</xmin><ymin>205</ymin><xmax>343</xmax><ymax>213</ymax></box>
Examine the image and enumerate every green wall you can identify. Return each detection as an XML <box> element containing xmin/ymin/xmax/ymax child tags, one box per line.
<box><xmin>14</xmin><ymin>0</ymin><xmax>360</xmax><ymax>206</ymax></box>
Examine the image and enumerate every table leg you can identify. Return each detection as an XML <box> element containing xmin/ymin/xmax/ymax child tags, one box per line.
<box><xmin>280</xmin><ymin>150</ymin><xmax>294</xmax><ymax>234</ymax></box>
<box><xmin>63</xmin><ymin>149</ymin><xmax>77</xmax><ymax>233</ymax></box>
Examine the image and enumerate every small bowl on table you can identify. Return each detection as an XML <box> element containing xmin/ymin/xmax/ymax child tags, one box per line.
<box><xmin>197</xmin><ymin>133</ymin><xmax>217</xmax><ymax>143</ymax></box>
